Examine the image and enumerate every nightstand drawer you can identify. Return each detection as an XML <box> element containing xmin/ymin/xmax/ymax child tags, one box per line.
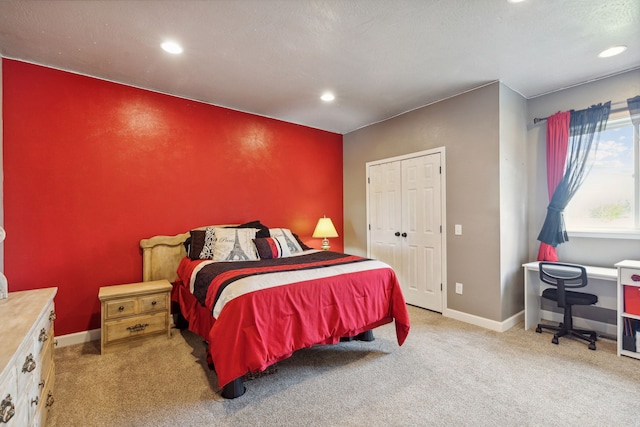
<box><xmin>104</xmin><ymin>312</ymin><xmax>168</xmax><ymax>343</ymax></box>
<box><xmin>104</xmin><ymin>298</ymin><xmax>137</xmax><ymax>319</ymax></box>
<box><xmin>139</xmin><ymin>292</ymin><xmax>168</xmax><ymax>313</ymax></box>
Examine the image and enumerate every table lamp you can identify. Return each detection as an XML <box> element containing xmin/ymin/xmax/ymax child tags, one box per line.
<box><xmin>312</xmin><ymin>216</ymin><xmax>338</xmax><ymax>250</ymax></box>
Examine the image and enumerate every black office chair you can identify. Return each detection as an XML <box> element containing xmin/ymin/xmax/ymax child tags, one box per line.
<box><xmin>535</xmin><ymin>262</ymin><xmax>598</xmax><ymax>350</ymax></box>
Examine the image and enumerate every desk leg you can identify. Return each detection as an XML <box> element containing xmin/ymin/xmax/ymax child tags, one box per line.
<box><xmin>524</xmin><ymin>267</ymin><xmax>540</xmax><ymax>330</ymax></box>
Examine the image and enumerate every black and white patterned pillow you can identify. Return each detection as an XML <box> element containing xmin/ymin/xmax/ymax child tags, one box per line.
<box><xmin>269</xmin><ymin>228</ymin><xmax>303</xmax><ymax>254</ymax></box>
<box><xmin>199</xmin><ymin>227</ymin><xmax>217</xmax><ymax>259</ymax></box>
<box><xmin>212</xmin><ymin>228</ymin><xmax>259</xmax><ymax>261</ymax></box>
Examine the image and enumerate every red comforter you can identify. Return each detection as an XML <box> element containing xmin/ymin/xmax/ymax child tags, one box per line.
<box><xmin>174</xmin><ymin>251</ymin><xmax>410</xmax><ymax>388</ymax></box>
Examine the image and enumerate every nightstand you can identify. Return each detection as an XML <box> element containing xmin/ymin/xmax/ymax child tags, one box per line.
<box><xmin>98</xmin><ymin>280</ymin><xmax>172</xmax><ymax>354</ymax></box>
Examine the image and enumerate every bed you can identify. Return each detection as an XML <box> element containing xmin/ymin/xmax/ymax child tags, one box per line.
<box><xmin>139</xmin><ymin>221</ymin><xmax>410</xmax><ymax>398</ymax></box>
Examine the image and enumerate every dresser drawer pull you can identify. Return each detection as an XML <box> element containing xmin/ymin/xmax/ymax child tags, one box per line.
<box><xmin>118</xmin><ymin>306</ymin><xmax>125</xmax><ymax>312</ymax></box>
<box><xmin>39</xmin><ymin>380</ymin><xmax>46</xmax><ymax>389</ymax></box>
<box><xmin>22</xmin><ymin>354</ymin><xmax>36</xmax><ymax>373</ymax></box>
<box><xmin>39</xmin><ymin>328</ymin><xmax>49</xmax><ymax>343</ymax></box>
<box><xmin>0</xmin><ymin>395</ymin><xmax>15</xmax><ymax>423</ymax></box>
<box><xmin>45</xmin><ymin>392</ymin><xmax>55</xmax><ymax>408</ymax></box>
<box><xmin>126</xmin><ymin>323</ymin><xmax>149</xmax><ymax>332</ymax></box>
<box><xmin>632</xmin><ymin>274</ymin><xmax>640</xmax><ymax>282</ymax></box>
<box><xmin>49</xmin><ymin>310</ymin><xmax>57</xmax><ymax>322</ymax></box>
<box><xmin>151</xmin><ymin>301</ymin><xmax>157</xmax><ymax>306</ymax></box>
<box><xmin>31</xmin><ymin>396</ymin><xmax>39</xmax><ymax>406</ymax></box>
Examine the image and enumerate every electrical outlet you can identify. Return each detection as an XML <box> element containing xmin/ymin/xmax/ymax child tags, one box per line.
<box><xmin>456</xmin><ymin>282</ymin><xmax>463</xmax><ymax>294</ymax></box>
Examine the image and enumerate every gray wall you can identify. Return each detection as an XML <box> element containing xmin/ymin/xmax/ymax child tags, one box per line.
<box><xmin>527</xmin><ymin>69</ymin><xmax>640</xmax><ymax>267</ymax></box>
<box><xmin>344</xmin><ymin>82</ymin><xmax>506</xmax><ymax>322</ymax></box>
<box><xmin>499</xmin><ymin>84</ymin><xmax>528</xmax><ymax>320</ymax></box>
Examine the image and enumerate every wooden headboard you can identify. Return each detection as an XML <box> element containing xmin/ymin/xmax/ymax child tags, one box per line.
<box><xmin>139</xmin><ymin>225</ymin><xmax>235</xmax><ymax>282</ymax></box>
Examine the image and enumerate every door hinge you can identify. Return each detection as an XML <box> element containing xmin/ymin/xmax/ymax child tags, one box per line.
<box><xmin>440</xmin><ymin>283</ymin><xmax>443</xmax><ymax>291</ymax></box>
<box><xmin>440</xmin><ymin>225</ymin><xmax>442</xmax><ymax>233</ymax></box>
<box><xmin>367</xmin><ymin>177</ymin><xmax>370</xmax><ymax>184</ymax></box>
<box><xmin>439</xmin><ymin>166</ymin><xmax>442</xmax><ymax>174</ymax></box>
<box><xmin>368</xmin><ymin>224</ymin><xmax>371</xmax><ymax>230</ymax></box>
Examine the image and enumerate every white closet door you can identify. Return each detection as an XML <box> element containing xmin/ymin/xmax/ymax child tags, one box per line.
<box><xmin>369</xmin><ymin>161</ymin><xmax>402</xmax><ymax>272</ymax></box>
<box><xmin>401</xmin><ymin>153</ymin><xmax>442</xmax><ymax>312</ymax></box>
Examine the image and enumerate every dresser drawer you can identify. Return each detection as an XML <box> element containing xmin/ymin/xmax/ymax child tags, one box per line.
<box><xmin>0</xmin><ymin>366</ymin><xmax>19</xmax><ymax>426</ymax></box>
<box><xmin>620</xmin><ymin>268</ymin><xmax>640</xmax><ymax>287</ymax></box>
<box><xmin>33</xmin><ymin>363</ymin><xmax>54</xmax><ymax>427</ymax></box>
<box><xmin>103</xmin><ymin>312</ymin><xmax>168</xmax><ymax>343</ymax></box>
<box><xmin>33</xmin><ymin>301</ymin><xmax>55</xmax><ymax>356</ymax></box>
<box><xmin>139</xmin><ymin>292</ymin><xmax>168</xmax><ymax>313</ymax></box>
<box><xmin>104</xmin><ymin>298</ymin><xmax>137</xmax><ymax>319</ymax></box>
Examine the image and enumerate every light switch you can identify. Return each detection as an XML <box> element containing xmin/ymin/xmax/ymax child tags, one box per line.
<box><xmin>454</xmin><ymin>224</ymin><xmax>462</xmax><ymax>235</ymax></box>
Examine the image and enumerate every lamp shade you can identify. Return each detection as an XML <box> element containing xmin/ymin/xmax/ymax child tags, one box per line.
<box><xmin>312</xmin><ymin>217</ymin><xmax>338</xmax><ymax>239</ymax></box>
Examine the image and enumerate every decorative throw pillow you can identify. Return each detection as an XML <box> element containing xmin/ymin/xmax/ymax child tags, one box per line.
<box><xmin>198</xmin><ymin>227</ymin><xmax>217</xmax><ymax>259</ymax></box>
<box><xmin>188</xmin><ymin>229</ymin><xmax>207</xmax><ymax>260</ymax></box>
<box><xmin>212</xmin><ymin>227</ymin><xmax>259</xmax><ymax>261</ymax></box>
<box><xmin>253</xmin><ymin>237</ymin><xmax>290</xmax><ymax>259</ymax></box>
<box><xmin>269</xmin><ymin>228</ymin><xmax>303</xmax><ymax>254</ymax></box>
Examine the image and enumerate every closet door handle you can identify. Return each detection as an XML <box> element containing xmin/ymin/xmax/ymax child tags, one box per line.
<box><xmin>401</xmin><ymin>232</ymin><xmax>407</xmax><ymax>238</ymax></box>
<box><xmin>394</xmin><ymin>232</ymin><xmax>400</xmax><ymax>237</ymax></box>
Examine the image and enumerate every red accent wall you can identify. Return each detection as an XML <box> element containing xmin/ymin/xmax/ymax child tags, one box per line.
<box><xmin>2</xmin><ymin>59</ymin><xmax>343</xmax><ymax>336</ymax></box>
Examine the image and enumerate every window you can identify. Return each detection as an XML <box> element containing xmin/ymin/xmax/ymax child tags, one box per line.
<box><xmin>565</xmin><ymin>115</ymin><xmax>639</xmax><ymax>236</ymax></box>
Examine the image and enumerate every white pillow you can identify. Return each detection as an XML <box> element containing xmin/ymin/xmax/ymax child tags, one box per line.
<box><xmin>212</xmin><ymin>228</ymin><xmax>259</xmax><ymax>261</ymax></box>
<box><xmin>269</xmin><ymin>228</ymin><xmax>303</xmax><ymax>255</ymax></box>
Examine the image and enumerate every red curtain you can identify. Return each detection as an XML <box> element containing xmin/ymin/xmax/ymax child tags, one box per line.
<box><xmin>537</xmin><ymin>111</ymin><xmax>571</xmax><ymax>261</ymax></box>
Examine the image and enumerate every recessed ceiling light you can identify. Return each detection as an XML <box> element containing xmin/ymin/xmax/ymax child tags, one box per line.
<box><xmin>161</xmin><ymin>41</ymin><xmax>183</xmax><ymax>55</ymax></box>
<box><xmin>598</xmin><ymin>45</ymin><xmax>627</xmax><ymax>58</ymax></box>
<box><xmin>321</xmin><ymin>92</ymin><xmax>335</xmax><ymax>102</ymax></box>
<box><xmin>507</xmin><ymin>0</ymin><xmax>526</xmax><ymax>3</ymax></box>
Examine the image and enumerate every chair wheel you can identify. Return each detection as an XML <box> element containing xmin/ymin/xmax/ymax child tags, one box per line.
<box><xmin>552</xmin><ymin>336</ymin><xmax>559</xmax><ymax>345</ymax></box>
<box><xmin>589</xmin><ymin>343</ymin><xmax>596</xmax><ymax>350</ymax></box>
<box><xmin>535</xmin><ymin>326</ymin><xmax>542</xmax><ymax>333</ymax></box>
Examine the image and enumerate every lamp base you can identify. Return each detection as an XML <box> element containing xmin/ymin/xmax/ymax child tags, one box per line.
<box><xmin>321</xmin><ymin>238</ymin><xmax>330</xmax><ymax>251</ymax></box>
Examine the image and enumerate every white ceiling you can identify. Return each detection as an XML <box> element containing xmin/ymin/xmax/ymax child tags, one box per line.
<box><xmin>0</xmin><ymin>0</ymin><xmax>638</xmax><ymax>134</ymax></box>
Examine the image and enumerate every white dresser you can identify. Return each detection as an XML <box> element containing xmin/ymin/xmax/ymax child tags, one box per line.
<box><xmin>0</xmin><ymin>288</ymin><xmax>57</xmax><ymax>426</ymax></box>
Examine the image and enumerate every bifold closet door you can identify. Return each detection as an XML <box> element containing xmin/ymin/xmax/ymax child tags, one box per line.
<box><xmin>369</xmin><ymin>152</ymin><xmax>442</xmax><ymax>312</ymax></box>
<box><xmin>369</xmin><ymin>161</ymin><xmax>403</xmax><ymax>274</ymax></box>
<box><xmin>401</xmin><ymin>153</ymin><xmax>442</xmax><ymax>312</ymax></box>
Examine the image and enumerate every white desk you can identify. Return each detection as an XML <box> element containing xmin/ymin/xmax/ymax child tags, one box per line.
<box><xmin>523</xmin><ymin>261</ymin><xmax>618</xmax><ymax>333</ymax></box>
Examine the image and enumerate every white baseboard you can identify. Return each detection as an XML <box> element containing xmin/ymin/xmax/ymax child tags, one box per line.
<box><xmin>443</xmin><ymin>308</ymin><xmax>524</xmax><ymax>333</ymax></box>
<box><xmin>55</xmin><ymin>328</ymin><xmax>100</xmax><ymax>348</ymax></box>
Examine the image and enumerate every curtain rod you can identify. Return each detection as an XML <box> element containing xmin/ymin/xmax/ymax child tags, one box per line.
<box><xmin>532</xmin><ymin>100</ymin><xmax>629</xmax><ymax>124</ymax></box>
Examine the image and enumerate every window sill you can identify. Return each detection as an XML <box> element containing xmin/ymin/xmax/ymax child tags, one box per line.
<box><xmin>567</xmin><ymin>230</ymin><xmax>640</xmax><ymax>240</ymax></box>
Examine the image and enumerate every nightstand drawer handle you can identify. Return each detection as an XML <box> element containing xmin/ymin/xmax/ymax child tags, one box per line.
<box><xmin>49</xmin><ymin>310</ymin><xmax>57</xmax><ymax>322</ymax></box>
<box><xmin>151</xmin><ymin>300</ymin><xmax>157</xmax><ymax>306</ymax></box>
<box><xmin>632</xmin><ymin>274</ymin><xmax>640</xmax><ymax>282</ymax></box>
<box><xmin>22</xmin><ymin>354</ymin><xmax>36</xmax><ymax>373</ymax></box>
<box><xmin>39</xmin><ymin>328</ymin><xmax>49</xmax><ymax>343</ymax></box>
<box><xmin>118</xmin><ymin>306</ymin><xmax>125</xmax><ymax>312</ymax></box>
<box><xmin>0</xmin><ymin>395</ymin><xmax>15</xmax><ymax>423</ymax></box>
<box><xmin>45</xmin><ymin>392</ymin><xmax>55</xmax><ymax>408</ymax></box>
<box><xmin>126</xmin><ymin>323</ymin><xmax>149</xmax><ymax>333</ymax></box>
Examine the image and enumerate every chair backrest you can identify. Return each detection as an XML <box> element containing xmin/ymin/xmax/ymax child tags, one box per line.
<box><xmin>539</xmin><ymin>262</ymin><xmax>588</xmax><ymax>308</ymax></box>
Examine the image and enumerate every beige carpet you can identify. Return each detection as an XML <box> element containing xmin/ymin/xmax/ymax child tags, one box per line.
<box><xmin>49</xmin><ymin>306</ymin><xmax>640</xmax><ymax>426</ymax></box>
